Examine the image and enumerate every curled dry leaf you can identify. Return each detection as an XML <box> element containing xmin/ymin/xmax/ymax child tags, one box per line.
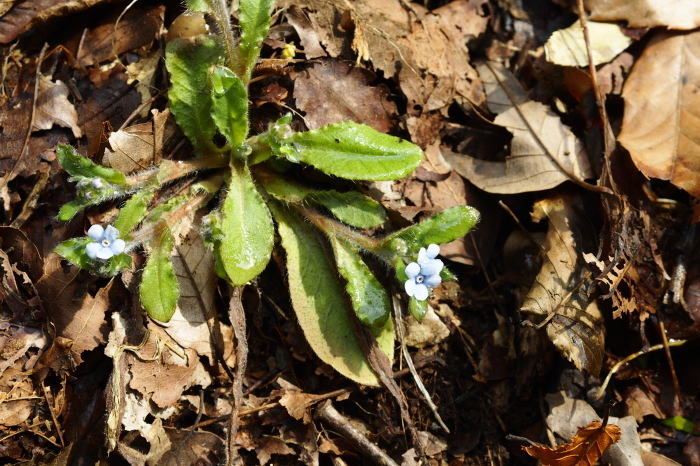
<box><xmin>618</xmin><ymin>29</ymin><xmax>700</xmax><ymax>197</ymax></box>
<box><xmin>545</xmin><ymin>20</ymin><xmax>632</xmax><ymax>67</ymax></box>
<box><xmin>444</xmin><ymin>63</ymin><xmax>593</xmax><ymax>194</ymax></box>
<box><xmin>33</xmin><ymin>76</ymin><xmax>82</xmax><ymax>138</ymax></box>
<box><xmin>584</xmin><ymin>0</ymin><xmax>700</xmax><ymax>30</ymax></box>
<box><xmin>519</xmin><ymin>196</ymin><xmax>604</xmax><ymax>376</ymax></box>
<box><xmin>524</xmin><ymin>420</ymin><xmax>621</xmax><ymax>465</ymax></box>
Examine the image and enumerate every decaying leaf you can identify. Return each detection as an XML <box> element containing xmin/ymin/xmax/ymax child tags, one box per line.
<box><xmin>279</xmin><ymin>0</ymin><xmax>487</xmax><ymax>113</ymax></box>
<box><xmin>545</xmin><ymin>392</ymin><xmax>643</xmax><ymax>466</ymax></box>
<box><xmin>618</xmin><ymin>29</ymin><xmax>700</xmax><ymax>197</ymax></box>
<box><xmin>294</xmin><ymin>59</ymin><xmax>397</xmax><ymax>132</ymax></box>
<box><xmin>519</xmin><ymin>196</ymin><xmax>604</xmax><ymax>376</ymax></box>
<box><xmin>545</xmin><ymin>20</ymin><xmax>632</xmax><ymax>67</ymax></box>
<box><xmin>524</xmin><ymin>420</ymin><xmax>621</xmax><ymax>465</ymax></box>
<box><xmin>584</xmin><ymin>0</ymin><xmax>700</xmax><ymax>30</ymax></box>
<box><xmin>444</xmin><ymin>63</ymin><xmax>593</xmax><ymax>194</ymax></box>
<box><xmin>33</xmin><ymin>75</ymin><xmax>82</xmax><ymax>138</ymax></box>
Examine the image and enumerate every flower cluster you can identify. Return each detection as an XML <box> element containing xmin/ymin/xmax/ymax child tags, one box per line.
<box><xmin>86</xmin><ymin>224</ymin><xmax>125</xmax><ymax>260</ymax></box>
<box><xmin>404</xmin><ymin>244</ymin><xmax>443</xmax><ymax>301</ymax></box>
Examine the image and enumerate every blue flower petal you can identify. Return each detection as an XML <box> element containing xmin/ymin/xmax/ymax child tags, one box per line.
<box><xmin>420</xmin><ymin>258</ymin><xmax>443</xmax><ymax>276</ymax></box>
<box><xmin>87</xmin><ymin>224</ymin><xmax>104</xmax><ymax>241</ymax></box>
<box><xmin>413</xmin><ymin>283</ymin><xmax>429</xmax><ymax>301</ymax></box>
<box><xmin>111</xmin><ymin>239</ymin><xmax>126</xmax><ymax>255</ymax></box>
<box><xmin>405</xmin><ymin>262</ymin><xmax>421</xmax><ymax>279</ymax></box>
<box><xmin>104</xmin><ymin>225</ymin><xmax>120</xmax><ymax>242</ymax></box>
<box><xmin>96</xmin><ymin>245</ymin><xmax>113</xmax><ymax>260</ymax></box>
<box><xmin>423</xmin><ymin>274</ymin><xmax>442</xmax><ymax>288</ymax></box>
<box><xmin>86</xmin><ymin>242</ymin><xmax>101</xmax><ymax>259</ymax></box>
<box><xmin>426</xmin><ymin>243</ymin><xmax>440</xmax><ymax>259</ymax></box>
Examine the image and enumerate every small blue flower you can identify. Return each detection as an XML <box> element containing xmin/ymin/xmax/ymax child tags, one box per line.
<box><xmin>91</xmin><ymin>178</ymin><xmax>104</xmax><ymax>189</ymax></box>
<box><xmin>86</xmin><ymin>224</ymin><xmax>125</xmax><ymax>260</ymax></box>
<box><xmin>404</xmin><ymin>244</ymin><xmax>443</xmax><ymax>301</ymax></box>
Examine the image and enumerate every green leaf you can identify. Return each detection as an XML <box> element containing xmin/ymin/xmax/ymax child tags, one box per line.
<box><xmin>238</xmin><ymin>0</ymin><xmax>275</xmax><ymax>81</ymax></box>
<box><xmin>57</xmin><ymin>145</ymin><xmax>127</xmax><ymax>185</ymax></box>
<box><xmin>329</xmin><ymin>235</ymin><xmax>390</xmax><ymax>327</ymax></box>
<box><xmin>166</xmin><ymin>35</ymin><xmax>225</xmax><ymax>156</ymax></box>
<box><xmin>210</xmin><ymin>66</ymin><xmax>249</xmax><ymax>147</ymax></box>
<box><xmin>183</xmin><ymin>0</ymin><xmax>213</xmax><ymax>13</ymax></box>
<box><xmin>272</xmin><ymin>204</ymin><xmax>393</xmax><ymax>385</ymax></box>
<box><xmin>380</xmin><ymin>206</ymin><xmax>480</xmax><ymax>255</ymax></box>
<box><xmin>140</xmin><ymin>224</ymin><xmax>180</xmax><ymax>322</ymax></box>
<box><xmin>55</xmin><ymin>237</ymin><xmax>131</xmax><ymax>277</ymax></box>
<box><xmin>58</xmin><ymin>201</ymin><xmax>88</xmax><ymax>222</ymax></box>
<box><xmin>408</xmin><ymin>297</ymin><xmax>428</xmax><ymax>321</ymax></box>
<box><xmin>660</xmin><ymin>416</ymin><xmax>700</xmax><ymax>435</ymax></box>
<box><xmin>311</xmin><ymin>191</ymin><xmax>387</xmax><ymax>229</ymax></box>
<box><xmin>280</xmin><ymin>122</ymin><xmax>423</xmax><ymax>181</ymax></box>
<box><xmin>113</xmin><ymin>188</ymin><xmax>155</xmax><ymax>238</ymax></box>
<box><xmin>219</xmin><ymin>160</ymin><xmax>274</xmax><ymax>285</ymax></box>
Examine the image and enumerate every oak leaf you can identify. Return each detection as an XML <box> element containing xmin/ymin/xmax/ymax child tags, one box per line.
<box><xmin>524</xmin><ymin>420</ymin><xmax>621</xmax><ymax>466</ymax></box>
<box><xmin>618</xmin><ymin>28</ymin><xmax>700</xmax><ymax>197</ymax></box>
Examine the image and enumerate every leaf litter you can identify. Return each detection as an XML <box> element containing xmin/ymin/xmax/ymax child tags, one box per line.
<box><xmin>1</xmin><ymin>0</ymin><xmax>700</xmax><ymax>464</ymax></box>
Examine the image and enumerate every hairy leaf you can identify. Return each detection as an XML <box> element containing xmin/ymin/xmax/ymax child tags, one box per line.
<box><xmin>57</xmin><ymin>144</ymin><xmax>127</xmax><ymax>185</ymax></box>
<box><xmin>140</xmin><ymin>224</ymin><xmax>180</xmax><ymax>322</ymax></box>
<box><xmin>380</xmin><ymin>206</ymin><xmax>480</xmax><ymax>256</ymax></box>
<box><xmin>273</xmin><ymin>204</ymin><xmax>393</xmax><ymax>385</ymax></box>
<box><xmin>166</xmin><ymin>35</ymin><xmax>224</xmax><ymax>155</ymax></box>
<box><xmin>311</xmin><ymin>191</ymin><xmax>387</xmax><ymax>229</ymax></box>
<box><xmin>329</xmin><ymin>235</ymin><xmax>390</xmax><ymax>327</ymax></box>
<box><xmin>238</xmin><ymin>0</ymin><xmax>275</xmax><ymax>81</ymax></box>
<box><xmin>210</xmin><ymin>65</ymin><xmax>249</xmax><ymax>147</ymax></box>
<box><xmin>113</xmin><ymin>187</ymin><xmax>155</xmax><ymax>238</ymax></box>
<box><xmin>219</xmin><ymin>160</ymin><xmax>274</xmax><ymax>285</ymax></box>
<box><xmin>283</xmin><ymin>122</ymin><xmax>423</xmax><ymax>181</ymax></box>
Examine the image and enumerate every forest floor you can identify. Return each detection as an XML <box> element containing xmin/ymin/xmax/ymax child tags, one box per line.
<box><xmin>0</xmin><ymin>0</ymin><xmax>699</xmax><ymax>464</ymax></box>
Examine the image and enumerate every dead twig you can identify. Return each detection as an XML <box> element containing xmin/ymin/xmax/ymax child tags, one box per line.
<box><xmin>315</xmin><ymin>400</ymin><xmax>399</xmax><ymax>466</ymax></box>
<box><xmin>226</xmin><ymin>286</ymin><xmax>248</xmax><ymax>465</ymax></box>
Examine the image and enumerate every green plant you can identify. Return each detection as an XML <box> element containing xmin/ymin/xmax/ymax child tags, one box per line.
<box><xmin>54</xmin><ymin>0</ymin><xmax>480</xmax><ymax>385</ymax></box>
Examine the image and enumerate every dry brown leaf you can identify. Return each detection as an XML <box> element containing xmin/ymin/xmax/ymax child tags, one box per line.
<box><xmin>585</xmin><ymin>0</ymin><xmax>700</xmax><ymax>30</ymax></box>
<box><xmin>294</xmin><ymin>59</ymin><xmax>397</xmax><ymax>131</ymax></box>
<box><xmin>444</xmin><ymin>63</ymin><xmax>593</xmax><ymax>194</ymax></box>
<box><xmin>279</xmin><ymin>0</ymin><xmax>487</xmax><ymax>113</ymax></box>
<box><xmin>618</xmin><ymin>29</ymin><xmax>700</xmax><ymax>197</ymax></box>
<box><xmin>545</xmin><ymin>392</ymin><xmax>643</xmax><ymax>466</ymax></box>
<box><xmin>284</xmin><ymin>5</ymin><xmax>327</xmax><ymax>59</ymax></box>
<box><xmin>160</xmin><ymin>215</ymin><xmax>222</xmax><ymax>366</ymax></box>
<box><xmin>35</xmin><ymin>257</ymin><xmax>112</xmax><ymax>366</ymax></box>
<box><xmin>0</xmin><ymin>0</ymin><xmax>109</xmax><ymax>44</ymax></box>
<box><xmin>519</xmin><ymin>196</ymin><xmax>604</xmax><ymax>376</ymax></box>
<box><xmin>33</xmin><ymin>75</ymin><xmax>82</xmax><ymax>138</ymax></box>
<box><xmin>524</xmin><ymin>420</ymin><xmax>621</xmax><ymax>466</ymax></box>
<box><xmin>104</xmin><ymin>122</ymin><xmax>157</xmax><ymax>174</ymax></box>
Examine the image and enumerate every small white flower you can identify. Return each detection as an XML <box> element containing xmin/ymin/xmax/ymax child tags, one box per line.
<box><xmin>91</xmin><ymin>178</ymin><xmax>104</xmax><ymax>189</ymax></box>
<box><xmin>86</xmin><ymin>224</ymin><xmax>125</xmax><ymax>260</ymax></box>
<box><xmin>404</xmin><ymin>244</ymin><xmax>443</xmax><ymax>301</ymax></box>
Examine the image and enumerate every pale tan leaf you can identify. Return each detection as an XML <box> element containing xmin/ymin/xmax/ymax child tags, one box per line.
<box><xmin>585</xmin><ymin>0</ymin><xmax>700</xmax><ymax>30</ymax></box>
<box><xmin>444</xmin><ymin>63</ymin><xmax>593</xmax><ymax>194</ymax></box>
<box><xmin>104</xmin><ymin>122</ymin><xmax>157</xmax><ymax>174</ymax></box>
<box><xmin>160</xmin><ymin>214</ymin><xmax>223</xmax><ymax>366</ymax></box>
<box><xmin>618</xmin><ymin>29</ymin><xmax>700</xmax><ymax>197</ymax></box>
<box><xmin>33</xmin><ymin>76</ymin><xmax>82</xmax><ymax>138</ymax></box>
<box><xmin>545</xmin><ymin>20</ymin><xmax>632</xmax><ymax>67</ymax></box>
<box><xmin>519</xmin><ymin>196</ymin><xmax>604</xmax><ymax>375</ymax></box>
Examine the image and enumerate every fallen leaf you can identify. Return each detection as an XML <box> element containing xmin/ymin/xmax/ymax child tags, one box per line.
<box><xmin>33</xmin><ymin>76</ymin><xmax>82</xmax><ymax>138</ymax></box>
<box><xmin>160</xmin><ymin>214</ymin><xmax>223</xmax><ymax>366</ymax></box>
<box><xmin>545</xmin><ymin>392</ymin><xmax>643</xmax><ymax>466</ymax></box>
<box><xmin>293</xmin><ymin>59</ymin><xmax>397</xmax><ymax>132</ymax></box>
<box><xmin>284</xmin><ymin>5</ymin><xmax>327</xmax><ymax>59</ymax></box>
<box><xmin>519</xmin><ymin>196</ymin><xmax>604</xmax><ymax>375</ymax></box>
<box><xmin>75</xmin><ymin>5</ymin><xmax>164</xmax><ymax>67</ymax></box>
<box><xmin>0</xmin><ymin>0</ymin><xmax>109</xmax><ymax>44</ymax></box>
<box><xmin>545</xmin><ymin>20</ymin><xmax>632</xmax><ymax>67</ymax></box>
<box><xmin>444</xmin><ymin>63</ymin><xmax>593</xmax><ymax>194</ymax></box>
<box><xmin>35</xmin><ymin>256</ymin><xmax>112</xmax><ymax>366</ymax></box>
<box><xmin>159</xmin><ymin>428</ymin><xmax>224</xmax><ymax>465</ymax></box>
<box><xmin>584</xmin><ymin>0</ymin><xmax>700</xmax><ymax>30</ymax></box>
<box><xmin>524</xmin><ymin>420</ymin><xmax>621</xmax><ymax>465</ymax></box>
<box><xmin>618</xmin><ymin>29</ymin><xmax>700</xmax><ymax>197</ymax></box>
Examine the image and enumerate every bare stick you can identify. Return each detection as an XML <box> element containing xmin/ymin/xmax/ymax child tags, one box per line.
<box><xmin>315</xmin><ymin>400</ymin><xmax>399</xmax><ymax>466</ymax></box>
<box><xmin>227</xmin><ymin>287</ymin><xmax>248</xmax><ymax>464</ymax></box>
